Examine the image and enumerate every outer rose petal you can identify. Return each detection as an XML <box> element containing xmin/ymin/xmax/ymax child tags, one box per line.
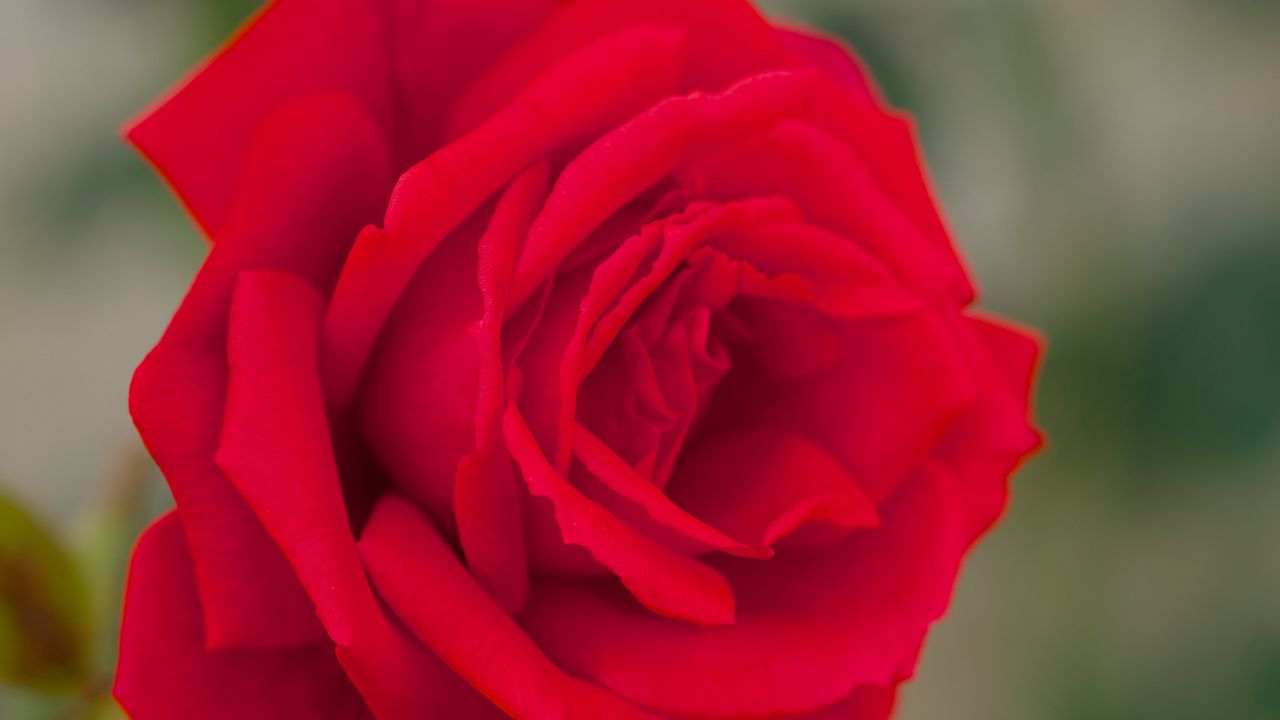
<box><xmin>217</xmin><ymin>271</ymin><xmax>378</xmax><ymax>647</ymax></box>
<box><xmin>128</xmin><ymin>0</ymin><xmax>560</xmax><ymax>236</ymax></box>
<box><xmin>114</xmin><ymin>512</ymin><xmax>369</xmax><ymax>720</ymax></box>
<box><xmin>968</xmin><ymin>314</ymin><xmax>1042</xmax><ymax>412</ymax></box>
<box><xmin>127</xmin><ymin>0</ymin><xmax>394</xmax><ymax>235</ymax></box>
<box><xmin>216</xmin><ymin>270</ymin><xmax>502</xmax><ymax>719</ymax></box>
<box><xmin>357</xmin><ymin>496</ymin><xmax>657</xmax><ymax>719</ymax></box>
<box><xmin>445</xmin><ymin>0</ymin><xmax>797</xmax><ymax>135</ymax></box>
<box><xmin>776</xmin><ymin>26</ymin><xmax>881</xmax><ymax>105</ymax></box>
<box><xmin>936</xmin><ymin>314</ymin><xmax>1043</xmax><ymax>543</ymax></box>
<box><xmin>809</xmin><ymin>81</ymin><xmax>974</xmax><ymax>303</ymax></box>
<box><xmin>129</xmin><ymin>94</ymin><xmax>393</xmax><ymax>649</ymax></box>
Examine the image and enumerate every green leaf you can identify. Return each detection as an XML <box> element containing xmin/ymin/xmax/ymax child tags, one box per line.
<box><xmin>0</xmin><ymin>488</ymin><xmax>91</xmax><ymax>693</ymax></box>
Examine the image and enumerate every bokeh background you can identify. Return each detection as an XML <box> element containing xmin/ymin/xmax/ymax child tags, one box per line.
<box><xmin>2</xmin><ymin>0</ymin><xmax>1278</xmax><ymax>717</ymax></box>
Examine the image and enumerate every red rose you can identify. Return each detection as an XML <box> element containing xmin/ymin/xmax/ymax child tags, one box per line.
<box><xmin>114</xmin><ymin>1</ymin><xmax>1041</xmax><ymax>718</ymax></box>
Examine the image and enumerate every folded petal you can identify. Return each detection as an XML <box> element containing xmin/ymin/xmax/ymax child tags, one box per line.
<box><xmin>357</xmin><ymin>216</ymin><xmax>485</xmax><ymax>542</ymax></box>
<box><xmin>454</xmin><ymin>164</ymin><xmax>550</xmax><ymax>613</ymax></box>
<box><xmin>357</xmin><ymin>496</ymin><xmax>657</xmax><ymax>719</ymax></box>
<box><xmin>521</xmin><ymin>466</ymin><xmax>964</xmax><ymax>718</ymax></box>
<box><xmin>572</xmin><ymin>424</ymin><xmax>770</xmax><ymax>559</ymax></box>
<box><xmin>129</xmin><ymin>94</ymin><xmax>393</xmax><ymax>648</ymax></box>
<box><xmin>114</xmin><ymin>513</ymin><xmax>369</xmax><ymax>720</ymax></box>
<box><xmin>333</xmin><ymin>611</ymin><xmax>502</xmax><ymax>720</ymax></box>
<box><xmin>216</xmin><ymin>270</ymin><xmax>376</xmax><ymax>647</ymax></box>
<box><xmin>545</xmin><ymin>198</ymin><xmax>801</xmax><ymax>472</ymax></box>
<box><xmin>709</xmin><ymin>221</ymin><xmax>923</xmax><ymax>319</ymax></box>
<box><xmin>504</xmin><ymin>399</ymin><xmax>736</xmax><ymax>626</ymax></box>
<box><xmin>217</xmin><ymin>270</ymin><xmax>502</xmax><ymax>718</ymax></box>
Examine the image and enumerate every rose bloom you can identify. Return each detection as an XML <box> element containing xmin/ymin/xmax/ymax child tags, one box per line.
<box><xmin>113</xmin><ymin>1</ymin><xmax>1041</xmax><ymax>718</ymax></box>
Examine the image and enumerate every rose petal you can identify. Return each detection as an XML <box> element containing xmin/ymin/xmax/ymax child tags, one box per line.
<box><xmin>546</xmin><ymin>198</ymin><xmax>800</xmax><ymax>472</ymax></box>
<box><xmin>800</xmin><ymin>685</ymin><xmax>898</xmax><ymax>720</ymax></box>
<box><xmin>446</xmin><ymin>0</ymin><xmax>796</xmax><ymax>137</ymax></box>
<box><xmin>936</xmin><ymin>314</ymin><xmax>1043</xmax><ymax>542</ymax></box>
<box><xmin>504</xmin><ymin>397</ymin><xmax>736</xmax><ymax>626</ymax></box>
<box><xmin>385</xmin><ymin>0</ymin><xmax>558</xmax><ymax>162</ymax></box>
<box><xmin>572</xmin><ymin>424</ymin><xmax>771</xmax><ymax>559</ymax></box>
<box><xmin>126</xmin><ymin>0</ymin><xmax>394</xmax><ymax>236</ymax></box>
<box><xmin>216</xmin><ymin>270</ymin><xmax>502</xmax><ymax>719</ymax></box>
<box><xmin>776</xmin><ymin>25</ymin><xmax>881</xmax><ymax>104</ymax></box>
<box><xmin>127</xmin><ymin>0</ymin><xmax>569</xmax><ymax>235</ymax></box>
<box><xmin>968</xmin><ymin>314</ymin><xmax>1043</xmax><ymax>412</ymax></box>
<box><xmin>114</xmin><ymin>512</ymin><xmax>369</xmax><ymax>720</ymax></box>
<box><xmin>357</xmin><ymin>496</ymin><xmax>658</xmax><ymax>719</ymax></box>
<box><xmin>680</xmin><ymin>119</ymin><xmax>970</xmax><ymax>305</ymax></box>
<box><xmin>668</xmin><ymin>428</ymin><xmax>879</xmax><ymax>549</ymax></box>
<box><xmin>129</xmin><ymin>94</ymin><xmax>393</xmax><ymax>649</ymax></box>
<box><xmin>709</xmin><ymin>221</ymin><xmax>924</xmax><ymax>319</ymax></box>
<box><xmin>357</xmin><ymin>213</ymin><xmax>486</xmax><ymax>541</ymax></box>
<box><xmin>216</xmin><ymin>271</ymin><xmax>374</xmax><ymax>647</ymax></box>
<box><xmin>454</xmin><ymin>163</ymin><xmax>551</xmax><ymax>613</ymax></box>
<box><xmin>520</xmin><ymin>466</ymin><xmax>964</xmax><ymax>718</ymax></box>
<box><xmin>333</xmin><ymin>609</ymin><xmax>503</xmax><ymax>720</ymax></box>
<box><xmin>509</xmin><ymin>70</ymin><xmax>815</xmax><ymax>305</ymax></box>
<box><xmin>321</xmin><ymin>25</ymin><xmax>688</xmax><ymax>405</ymax></box>
<box><xmin>633</xmin><ymin>307</ymin><xmax>728</xmax><ymax>489</ymax></box>
<box><xmin>810</xmin><ymin>80</ymin><xmax>974</xmax><ymax>302</ymax></box>
<box><xmin>755</xmin><ymin>311</ymin><xmax>975</xmax><ymax>506</ymax></box>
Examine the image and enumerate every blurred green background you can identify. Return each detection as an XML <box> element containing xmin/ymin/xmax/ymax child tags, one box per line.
<box><xmin>1</xmin><ymin>0</ymin><xmax>1277</xmax><ymax>717</ymax></box>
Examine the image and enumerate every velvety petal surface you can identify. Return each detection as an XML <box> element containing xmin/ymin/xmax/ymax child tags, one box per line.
<box><xmin>520</xmin><ymin>467</ymin><xmax>965</xmax><ymax>718</ymax></box>
<box><xmin>217</xmin><ymin>270</ymin><xmax>504</xmax><ymax>719</ymax></box>
<box><xmin>668</xmin><ymin>428</ymin><xmax>879</xmax><ymax>549</ymax></box>
<box><xmin>128</xmin><ymin>94</ymin><xmax>393</xmax><ymax>649</ymax></box>
<box><xmin>358</xmin><ymin>496</ymin><xmax>657</xmax><ymax>719</ymax></box>
<box><xmin>114</xmin><ymin>512</ymin><xmax>369</xmax><ymax>720</ymax></box>
<box><xmin>127</xmin><ymin>0</ymin><xmax>394</xmax><ymax>235</ymax></box>
<box><xmin>322</xmin><ymin>25</ymin><xmax>688</xmax><ymax>404</ymax></box>
<box><xmin>453</xmin><ymin>163</ymin><xmax>551</xmax><ymax>613</ymax></box>
<box><xmin>505</xmin><ymin>400</ymin><xmax>737</xmax><ymax>626</ymax></box>
<box><xmin>444</xmin><ymin>0</ymin><xmax>798</xmax><ymax>136</ymax></box>
<box><xmin>216</xmin><ymin>271</ymin><xmax>376</xmax><ymax>646</ymax></box>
